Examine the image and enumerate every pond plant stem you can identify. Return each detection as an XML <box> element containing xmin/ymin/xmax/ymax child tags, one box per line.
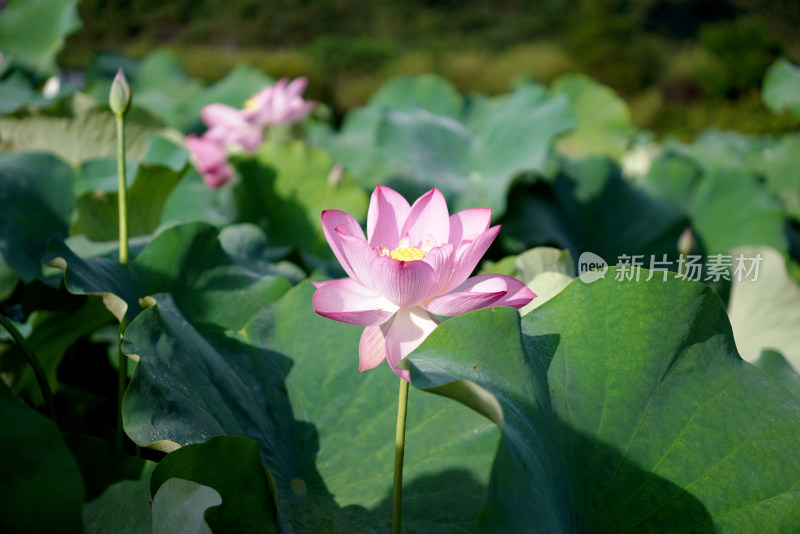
<box><xmin>0</xmin><ymin>314</ymin><xmax>57</xmax><ymax>423</ymax></box>
<box><xmin>393</xmin><ymin>377</ymin><xmax>409</xmax><ymax>534</ymax></box>
<box><xmin>116</xmin><ymin>114</ymin><xmax>128</xmax><ymax>266</ymax></box>
<box><xmin>110</xmin><ymin>68</ymin><xmax>132</xmax><ymax>449</ymax></box>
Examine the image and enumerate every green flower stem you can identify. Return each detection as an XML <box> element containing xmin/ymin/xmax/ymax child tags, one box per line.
<box><xmin>0</xmin><ymin>314</ymin><xmax>57</xmax><ymax>422</ymax></box>
<box><xmin>114</xmin><ymin>112</ymin><xmax>128</xmax><ymax>449</ymax></box>
<box><xmin>116</xmin><ymin>343</ymin><xmax>126</xmax><ymax>448</ymax></box>
<box><xmin>393</xmin><ymin>378</ymin><xmax>409</xmax><ymax>534</ymax></box>
<box><xmin>116</xmin><ymin>114</ymin><xmax>128</xmax><ymax>266</ymax></box>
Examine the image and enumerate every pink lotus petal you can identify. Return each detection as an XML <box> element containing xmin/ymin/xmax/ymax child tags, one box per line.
<box><xmin>321</xmin><ymin>210</ymin><xmax>367</xmax><ymax>281</ymax></box>
<box><xmin>312</xmin><ymin>280</ymin><xmax>397</xmax><ymax>327</ymax></box>
<box><xmin>201</xmin><ymin>103</ymin><xmax>244</xmax><ymax>127</ymax></box>
<box><xmin>367</xmin><ymin>185</ymin><xmax>411</xmax><ymax>249</ymax></box>
<box><xmin>424</xmin><ymin>275</ymin><xmax>508</xmax><ymax>316</ymax></box>
<box><xmin>421</xmin><ymin>244</ymin><xmax>455</xmax><ymax>298</ymax></box>
<box><xmin>445</xmin><ymin>225</ymin><xmax>501</xmax><ymax>292</ymax></box>
<box><xmin>337</xmin><ymin>231</ymin><xmax>379</xmax><ymax>289</ymax></box>
<box><xmin>401</xmin><ymin>189</ymin><xmax>450</xmax><ymax>247</ymax></box>
<box><xmin>369</xmin><ymin>255</ymin><xmax>437</xmax><ymax>308</ymax></box>
<box><xmin>248</xmin><ymin>77</ymin><xmax>313</xmax><ymax>126</ymax></box>
<box><xmin>359</xmin><ymin>323</ymin><xmax>390</xmax><ymax>372</ymax></box>
<box><xmin>385</xmin><ymin>307</ymin><xmax>439</xmax><ymax>382</ymax></box>
<box><xmin>205</xmin><ymin>123</ymin><xmax>263</xmax><ymax>152</ymax></box>
<box><xmin>185</xmin><ymin>134</ymin><xmax>234</xmax><ymax>189</ymax></box>
<box><xmin>485</xmin><ymin>274</ymin><xmax>536</xmax><ymax>309</ymax></box>
<box><xmin>286</xmin><ymin>77</ymin><xmax>308</xmax><ymax>98</ymax></box>
<box><xmin>449</xmin><ymin>208</ymin><xmax>491</xmax><ymax>245</ymax></box>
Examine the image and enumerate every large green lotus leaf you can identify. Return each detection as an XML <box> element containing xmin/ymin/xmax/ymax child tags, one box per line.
<box><xmin>160</xmin><ymin>168</ymin><xmax>231</xmax><ymax>227</ymax></box>
<box><xmin>502</xmin><ymin>157</ymin><xmax>687</xmax><ymax>264</ymax></box>
<box><xmin>408</xmin><ymin>270</ymin><xmax>800</xmax><ymax>532</ymax></box>
<box><xmin>368</xmin><ymin>74</ymin><xmax>463</xmax><ymax>118</ymax></box>
<box><xmin>232</xmin><ymin>141</ymin><xmax>369</xmax><ymax>256</ymax></box>
<box><xmin>0</xmin><ymin>0</ymin><xmax>81</xmax><ymax>74</ymax></box>
<box><xmin>71</xmin><ymin>162</ymin><xmax>186</xmax><ymax>241</ymax></box>
<box><xmin>120</xmin><ymin>282</ymin><xmax>498</xmax><ymax>532</ymax></box>
<box><xmin>321</xmin><ymin>107</ymin><xmax>385</xmax><ymax>177</ymax></box>
<box><xmin>0</xmin><ymin>381</ymin><xmax>84</xmax><ymax>533</ymax></box>
<box><xmin>749</xmin><ymin>133</ymin><xmax>800</xmax><ymax>221</ymax></box>
<box><xmin>150</xmin><ymin>437</ymin><xmax>277</xmax><ymax>534</ymax></box>
<box><xmin>9</xmin><ymin>298</ymin><xmax>113</xmax><ymax>405</ymax></box>
<box><xmin>689</xmin><ymin>167</ymin><xmax>786</xmax><ymax>255</ymax></box>
<box><xmin>728</xmin><ymin>246</ymin><xmax>800</xmax><ymax>374</ymax></box>
<box><xmin>62</xmin><ymin>433</ymin><xmax>155</xmax><ymax>534</ymax></box>
<box><xmin>0</xmin><ymin>96</ymin><xmax>161</xmax><ymax>165</ymax></box>
<box><xmin>45</xmin><ymin>222</ymin><xmax>291</xmax><ymax>328</ymax></box>
<box><xmin>666</xmin><ymin>129</ymin><xmax>770</xmax><ymax>175</ymax></box>
<box><xmin>375</xmin><ymin>82</ymin><xmax>574</xmax><ymax>215</ymax></box>
<box><xmin>131</xmin><ymin>50</ymin><xmax>204</xmax><ymax>130</ymax></box>
<box><xmin>82</xmin><ymin>461</ymin><xmax>155</xmax><ymax>534</ymax></box>
<box><xmin>141</xmin><ymin>134</ymin><xmax>190</xmax><ymax>172</ymax></box>
<box><xmin>0</xmin><ymin>261</ymin><xmax>18</xmax><ymax>301</ymax></box>
<box><xmin>217</xmin><ymin>223</ymin><xmax>306</xmax><ymax>284</ymax></box>
<box><xmin>637</xmin><ymin>153</ymin><xmax>702</xmax><ymax>210</ymax></box>
<box><xmin>0</xmin><ymin>151</ymin><xmax>73</xmax><ymax>282</ymax></box>
<box><xmin>0</xmin><ymin>71</ymin><xmax>61</xmax><ymax>115</ymax></box>
<box><xmin>151</xmin><ymin>478</ymin><xmax>221</xmax><ymax>534</ymax></box>
<box><xmin>763</xmin><ymin>57</ymin><xmax>800</xmax><ymax>119</ymax></box>
<box><xmin>551</xmin><ymin>74</ymin><xmax>634</xmax><ymax>159</ymax></box>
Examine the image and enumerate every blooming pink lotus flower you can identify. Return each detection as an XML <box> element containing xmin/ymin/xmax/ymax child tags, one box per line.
<box><xmin>313</xmin><ymin>186</ymin><xmax>536</xmax><ymax>381</ymax></box>
<box><xmin>245</xmin><ymin>77</ymin><xmax>314</xmax><ymax>127</ymax></box>
<box><xmin>201</xmin><ymin>104</ymin><xmax>264</xmax><ymax>152</ymax></box>
<box><xmin>185</xmin><ymin>134</ymin><xmax>234</xmax><ymax>188</ymax></box>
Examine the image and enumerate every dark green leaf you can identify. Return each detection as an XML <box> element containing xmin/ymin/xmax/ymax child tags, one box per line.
<box><xmin>150</xmin><ymin>437</ymin><xmax>277</xmax><ymax>534</ymax></box>
<box><xmin>46</xmin><ymin>222</ymin><xmax>291</xmax><ymax>328</ymax></box>
<box><xmin>0</xmin><ymin>381</ymin><xmax>84</xmax><ymax>533</ymax></box>
<box><xmin>0</xmin><ymin>151</ymin><xmax>73</xmax><ymax>282</ymax></box>
<box><xmin>232</xmin><ymin>141</ymin><xmax>368</xmax><ymax>256</ymax></box>
<box><xmin>120</xmin><ymin>282</ymin><xmax>498</xmax><ymax>532</ymax></box>
<box><xmin>71</xmin><ymin>162</ymin><xmax>186</xmax><ymax>241</ymax></box>
<box><xmin>151</xmin><ymin>478</ymin><xmax>221</xmax><ymax>534</ymax></box>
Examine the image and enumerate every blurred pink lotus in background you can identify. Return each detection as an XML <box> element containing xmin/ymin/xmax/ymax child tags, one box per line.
<box><xmin>187</xmin><ymin>77</ymin><xmax>313</xmax><ymax>188</ymax></box>
<box><xmin>201</xmin><ymin>104</ymin><xmax>264</xmax><ymax>152</ymax></box>
<box><xmin>313</xmin><ymin>185</ymin><xmax>536</xmax><ymax>381</ymax></box>
<box><xmin>245</xmin><ymin>77</ymin><xmax>315</xmax><ymax>127</ymax></box>
<box><xmin>185</xmin><ymin>134</ymin><xmax>234</xmax><ymax>188</ymax></box>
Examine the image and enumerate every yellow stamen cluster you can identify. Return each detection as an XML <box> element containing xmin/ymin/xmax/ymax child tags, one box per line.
<box><xmin>244</xmin><ymin>97</ymin><xmax>258</xmax><ymax>111</ymax></box>
<box><xmin>390</xmin><ymin>247</ymin><xmax>425</xmax><ymax>262</ymax></box>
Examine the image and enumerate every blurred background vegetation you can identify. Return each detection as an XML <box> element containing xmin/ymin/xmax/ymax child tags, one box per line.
<box><xmin>45</xmin><ymin>0</ymin><xmax>800</xmax><ymax>137</ymax></box>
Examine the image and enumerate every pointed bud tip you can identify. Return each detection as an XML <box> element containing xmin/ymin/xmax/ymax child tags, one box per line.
<box><xmin>109</xmin><ymin>68</ymin><xmax>132</xmax><ymax>116</ymax></box>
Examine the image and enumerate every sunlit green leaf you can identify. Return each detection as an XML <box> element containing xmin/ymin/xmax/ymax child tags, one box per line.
<box><xmin>763</xmin><ymin>57</ymin><xmax>800</xmax><ymax>120</ymax></box>
<box><xmin>0</xmin><ymin>0</ymin><xmax>81</xmax><ymax>74</ymax></box>
<box><xmin>552</xmin><ymin>74</ymin><xmax>634</xmax><ymax>159</ymax></box>
<box><xmin>409</xmin><ymin>270</ymin><xmax>800</xmax><ymax>532</ymax></box>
